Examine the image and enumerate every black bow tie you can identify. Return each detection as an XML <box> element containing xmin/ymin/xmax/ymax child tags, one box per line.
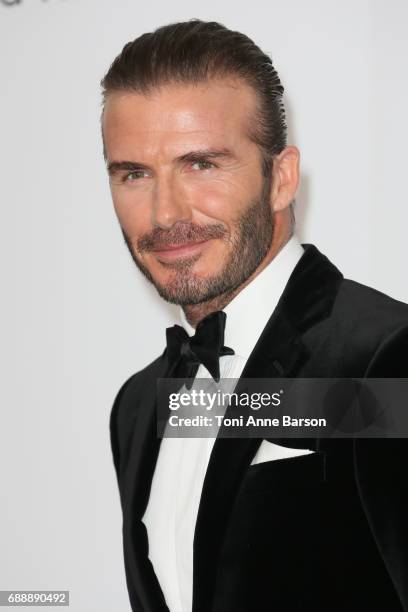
<box><xmin>165</xmin><ymin>311</ymin><xmax>234</xmax><ymax>385</ymax></box>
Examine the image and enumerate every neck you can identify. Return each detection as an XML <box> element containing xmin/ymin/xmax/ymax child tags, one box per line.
<box><xmin>183</xmin><ymin>223</ymin><xmax>293</xmax><ymax>328</ymax></box>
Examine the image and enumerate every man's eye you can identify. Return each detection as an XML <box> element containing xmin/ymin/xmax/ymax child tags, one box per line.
<box><xmin>191</xmin><ymin>160</ymin><xmax>216</xmax><ymax>171</ymax></box>
<box><xmin>122</xmin><ymin>170</ymin><xmax>148</xmax><ymax>182</ymax></box>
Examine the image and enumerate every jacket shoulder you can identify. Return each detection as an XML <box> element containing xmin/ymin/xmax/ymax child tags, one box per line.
<box><xmin>328</xmin><ymin>278</ymin><xmax>408</xmax><ymax>375</ymax></box>
<box><xmin>109</xmin><ymin>353</ymin><xmax>165</xmax><ymax>479</ymax></box>
<box><xmin>333</xmin><ymin>278</ymin><xmax>408</xmax><ymax>335</ymax></box>
<box><xmin>304</xmin><ymin>276</ymin><xmax>408</xmax><ymax>377</ymax></box>
<box><xmin>340</xmin><ymin>278</ymin><xmax>408</xmax><ymax>316</ymax></box>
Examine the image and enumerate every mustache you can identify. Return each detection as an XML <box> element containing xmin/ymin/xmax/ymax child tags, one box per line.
<box><xmin>136</xmin><ymin>222</ymin><xmax>227</xmax><ymax>252</ymax></box>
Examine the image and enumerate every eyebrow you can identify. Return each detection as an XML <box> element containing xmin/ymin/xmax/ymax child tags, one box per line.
<box><xmin>107</xmin><ymin>148</ymin><xmax>234</xmax><ymax>176</ymax></box>
<box><xmin>107</xmin><ymin>160</ymin><xmax>149</xmax><ymax>176</ymax></box>
<box><xmin>176</xmin><ymin>148</ymin><xmax>233</xmax><ymax>163</ymax></box>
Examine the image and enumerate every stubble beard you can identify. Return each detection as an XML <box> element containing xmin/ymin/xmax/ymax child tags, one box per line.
<box><xmin>121</xmin><ymin>179</ymin><xmax>274</xmax><ymax>306</ymax></box>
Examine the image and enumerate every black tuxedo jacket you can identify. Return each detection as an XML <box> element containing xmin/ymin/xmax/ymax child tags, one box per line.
<box><xmin>110</xmin><ymin>243</ymin><xmax>408</xmax><ymax>612</ymax></box>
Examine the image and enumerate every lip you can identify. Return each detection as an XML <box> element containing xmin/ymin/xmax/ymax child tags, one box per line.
<box><xmin>151</xmin><ymin>239</ymin><xmax>212</xmax><ymax>262</ymax></box>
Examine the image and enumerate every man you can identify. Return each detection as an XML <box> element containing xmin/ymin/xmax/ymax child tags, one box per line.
<box><xmin>100</xmin><ymin>20</ymin><xmax>408</xmax><ymax>612</ymax></box>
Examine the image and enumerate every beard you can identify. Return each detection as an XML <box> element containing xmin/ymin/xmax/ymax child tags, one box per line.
<box><xmin>121</xmin><ymin>176</ymin><xmax>274</xmax><ymax>306</ymax></box>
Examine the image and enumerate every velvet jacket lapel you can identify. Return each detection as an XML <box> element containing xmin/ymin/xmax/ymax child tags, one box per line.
<box><xmin>192</xmin><ymin>243</ymin><xmax>344</xmax><ymax>612</ymax></box>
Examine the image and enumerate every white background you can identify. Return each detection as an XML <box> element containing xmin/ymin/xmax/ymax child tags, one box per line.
<box><xmin>0</xmin><ymin>1</ymin><xmax>407</xmax><ymax>610</ymax></box>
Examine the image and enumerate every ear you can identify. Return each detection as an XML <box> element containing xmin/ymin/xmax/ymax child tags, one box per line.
<box><xmin>270</xmin><ymin>146</ymin><xmax>300</xmax><ymax>212</ymax></box>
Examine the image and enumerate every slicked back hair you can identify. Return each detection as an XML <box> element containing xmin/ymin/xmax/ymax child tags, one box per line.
<box><xmin>100</xmin><ymin>19</ymin><xmax>288</xmax><ymax>177</ymax></box>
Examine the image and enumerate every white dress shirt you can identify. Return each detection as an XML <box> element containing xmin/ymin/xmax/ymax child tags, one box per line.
<box><xmin>142</xmin><ymin>235</ymin><xmax>307</xmax><ymax>612</ymax></box>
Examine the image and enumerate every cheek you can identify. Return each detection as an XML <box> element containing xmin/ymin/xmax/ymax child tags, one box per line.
<box><xmin>111</xmin><ymin>189</ymin><xmax>151</xmax><ymax>237</ymax></box>
<box><xmin>196</xmin><ymin>239</ymin><xmax>232</xmax><ymax>273</ymax></box>
<box><xmin>185</xmin><ymin>179</ymin><xmax>252</xmax><ymax>226</ymax></box>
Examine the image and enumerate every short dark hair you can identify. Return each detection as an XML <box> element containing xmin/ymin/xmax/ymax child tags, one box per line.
<box><xmin>100</xmin><ymin>19</ymin><xmax>288</xmax><ymax>177</ymax></box>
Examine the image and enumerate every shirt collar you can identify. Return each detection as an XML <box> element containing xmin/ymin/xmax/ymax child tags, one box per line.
<box><xmin>178</xmin><ymin>234</ymin><xmax>304</xmax><ymax>359</ymax></box>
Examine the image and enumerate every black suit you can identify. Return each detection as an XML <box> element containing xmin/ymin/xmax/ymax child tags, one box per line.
<box><xmin>110</xmin><ymin>243</ymin><xmax>408</xmax><ymax>612</ymax></box>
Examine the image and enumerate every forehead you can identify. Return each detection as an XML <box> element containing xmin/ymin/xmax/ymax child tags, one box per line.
<box><xmin>102</xmin><ymin>78</ymin><xmax>258</xmax><ymax>159</ymax></box>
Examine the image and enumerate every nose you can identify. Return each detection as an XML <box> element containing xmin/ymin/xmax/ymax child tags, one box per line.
<box><xmin>151</xmin><ymin>174</ymin><xmax>192</xmax><ymax>229</ymax></box>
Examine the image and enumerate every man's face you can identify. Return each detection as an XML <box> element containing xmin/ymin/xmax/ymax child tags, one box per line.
<box><xmin>102</xmin><ymin>78</ymin><xmax>275</xmax><ymax>305</ymax></box>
